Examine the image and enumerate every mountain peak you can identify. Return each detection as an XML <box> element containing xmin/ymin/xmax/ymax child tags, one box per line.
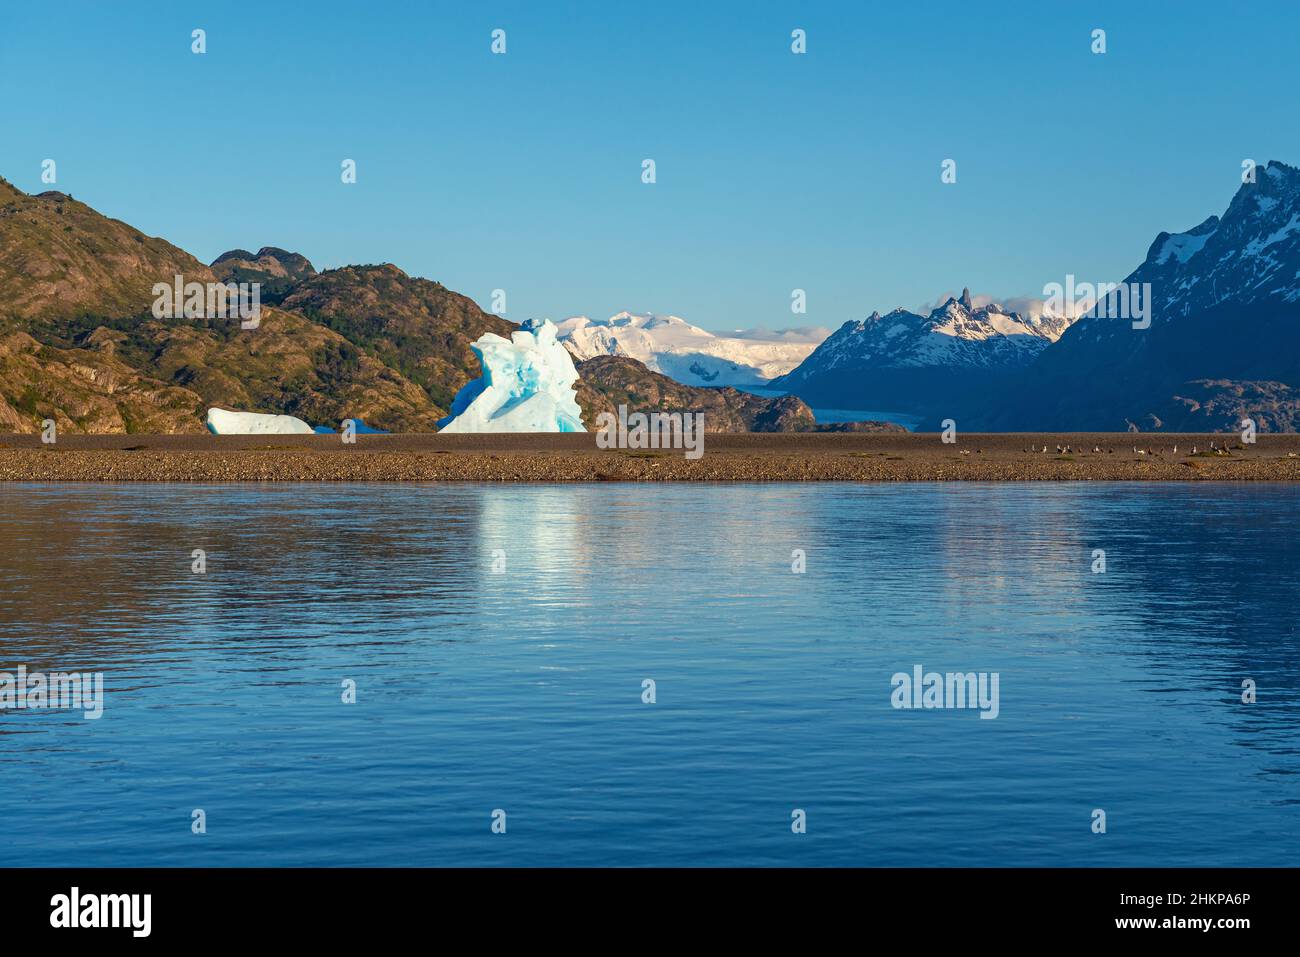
<box><xmin>1221</xmin><ymin>159</ymin><xmax>1300</xmax><ymax>223</ymax></box>
<box><xmin>211</xmin><ymin>248</ymin><xmax>257</xmax><ymax>265</ymax></box>
<box><xmin>209</xmin><ymin>247</ymin><xmax>318</xmax><ymax>304</ymax></box>
<box><xmin>557</xmin><ymin>310</ymin><xmax>822</xmax><ymax>387</ymax></box>
<box><xmin>959</xmin><ymin>287</ymin><xmax>973</xmax><ymax>309</ymax></box>
<box><xmin>1264</xmin><ymin>159</ymin><xmax>1300</xmax><ymax>179</ymax></box>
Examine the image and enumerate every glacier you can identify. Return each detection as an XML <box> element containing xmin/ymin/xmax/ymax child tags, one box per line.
<box><xmin>206</xmin><ymin>408</ymin><xmax>315</xmax><ymax>435</ymax></box>
<box><xmin>437</xmin><ymin>318</ymin><xmax>586</xmax><ymax>433</ymax></box>
<box><xmin>556</xmin><ymin>311</ymin><xmax>825</xmax><ymax>388</ymax></box>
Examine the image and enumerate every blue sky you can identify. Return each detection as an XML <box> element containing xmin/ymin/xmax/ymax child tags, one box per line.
<box><xmin>2</xmin><ymin>1</ymin><xmax>1297</xmax><ymax>332</ymax></box>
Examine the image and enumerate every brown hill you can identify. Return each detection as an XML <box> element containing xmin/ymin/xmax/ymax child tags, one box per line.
<box><xmin>211</xmin><ymin>247</ymin><xmax>317</xmax><ymax>304</ymax></box>
<box><xmin>0</xmin><ymin>175</ymin><xmax>850</xmax><ymax>435</ymax></box>
<box><xmin>575</xmin><ymin>355</ymin><xmax>817</xmax><ymax>432</ymax></box>
<box><xmin>0</xmin><ymin>328</ymin><xmax>203</xmax><ymax>433</ymax></box>
<box><xmin>0</xmin><ymin>177</ymin><xmax>213</xmax><ymax>322</ymax></box>
<box><xmin>0</xmin><ymin>177</ymin><xmax>490</xmax><ymax>433</ymax></box>
<box><xmin>279</xmin><ymin>264</ymin><xmax>513</xmax><ymax>412</ymax></box>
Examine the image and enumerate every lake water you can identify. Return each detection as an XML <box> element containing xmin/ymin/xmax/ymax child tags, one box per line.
<box><xmin>740</xmin><ymin>386</ymin><xmax>922</xmax><ymax>429</ymax></box>
<box><xmin>1</xmin><ymin>483</ymin><xmax>1297</xmax><ymax>867</ymax></box>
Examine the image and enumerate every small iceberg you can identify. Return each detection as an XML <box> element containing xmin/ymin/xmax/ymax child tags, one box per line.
<box><xmin>438</xmin><ymin>318</ymin><xmax>585</xmax><ymax>433</ymax></box>
<box><xmin>206</xmin><ymin>408</ymin><xmax>314</xmax><ymax>435</ymax></box>
<box><xmin>312</xmin><ymin>420</ymin><xmax>389</xmax><ymax>435</ymax></box>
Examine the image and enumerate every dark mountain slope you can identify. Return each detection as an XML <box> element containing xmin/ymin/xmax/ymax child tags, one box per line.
<box><xmin>982</xmin><ymin>161</ymin><xmax>1300</xmax><ymax>431</ymax></box>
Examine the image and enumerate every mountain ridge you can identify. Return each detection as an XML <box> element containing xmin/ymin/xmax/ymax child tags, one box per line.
<box><xmin>772</xmin><ymin>287</ymin><xmax>1073</xmax><ymax>415</ymax></box>
<box><xmin>980</xmin><ymin>160</ymin><xmax>1300</xmax><ymax>431</ymax></box>
<box><xmin>558</xmin><ymin>311</ymin><xmax>824</xmax><ymax>388</ymax></box>
<box><xmin>0</xmin><ymin>177</ymin><xmax>819</xmax><ymax>434</ymax></box>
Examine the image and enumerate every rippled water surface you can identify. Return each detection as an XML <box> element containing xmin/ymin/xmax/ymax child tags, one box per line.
<box><xmin>1</xmin><ymin>482</ymin><xmax>1297</xmax><ymax>866</ymax></box>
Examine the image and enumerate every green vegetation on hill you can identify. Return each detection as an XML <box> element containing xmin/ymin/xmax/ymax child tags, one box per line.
<box><xmin>279</xmin><ymin>264</ymin><xmax>514</xmax><ymax>412</ymax></box>
<box><xmin>211</xmin><ymin>246</ymin><xmax>318</xmax><ymax>305</ymax></box>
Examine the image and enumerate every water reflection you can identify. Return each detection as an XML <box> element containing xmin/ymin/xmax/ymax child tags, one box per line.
<box><xmin>0</xmin><ymin>482</ymin><xmax>1297</xmax><ymax>866</ymax></box>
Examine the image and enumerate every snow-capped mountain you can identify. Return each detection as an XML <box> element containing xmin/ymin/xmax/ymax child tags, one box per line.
<box><xmin>773</xmin><ymin>289</ymin><xmax>1072</xmax><ymax>410</ymax></box>
<box><xmin>1102</xmin><ymin>160</ymin><xmax>1300</xmax><ymax>326</ymax></box>
<box><xmin>556</xmin><ymin>312</ymin><xmax>824</xmax><ymax>388</ymax></box>
<box><xmin>984</xmin><ymin>160</ymin><xmax>1300</xmax><ymax>431</ymax></box>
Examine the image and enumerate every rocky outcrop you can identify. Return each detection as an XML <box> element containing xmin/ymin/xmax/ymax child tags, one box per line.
<box><xmin>575</xmin><ymin>355</ymin><xmax>817</xmax><ymax>432</ymax></box>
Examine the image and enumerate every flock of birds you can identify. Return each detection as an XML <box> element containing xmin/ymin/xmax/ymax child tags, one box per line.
<box><xmin>949</xmin><ymin>442</ymin><xmax>1300</xmax><ymax>460</ymax></box>
<box><xmin>1006</xmin><ymin>440</ymin><xmax>1242</xmax><ymax>457</ymax></box>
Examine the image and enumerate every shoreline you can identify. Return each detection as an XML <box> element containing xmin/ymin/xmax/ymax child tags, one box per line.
<box><xmin>4</xmin><ymin>433</ymin><xmax>1300</xmax><ymax>482</ymax></box>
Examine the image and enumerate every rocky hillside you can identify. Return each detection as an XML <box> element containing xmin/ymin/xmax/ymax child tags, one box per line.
<box><xmin>280</xmin><ymin>264</ymin><xmax>514</xmax><ymax>412</ymax></box>
<box><xmin>211</xmin><ymin>246</ymin><xmax>317</xmax><ymax>304</ymax></box>
<box><xmin>576</xmin><ymin>355</ymin><xmax>815</xmax><ymax>432</ymax></box>
<box><xmin>0</xmin><ymin>176</ymin><xmax>848</xmax><ymax>435</ymax></box>
<box><xmin>0</xmin><ymin>327</ymin><xmax>202</xmax><ymax>433</ymax></box>
<box><xmin>1146</xmin><ymin>379</ymin><xmax>1300</xmax><ymax>433</ymax></box>
<box><xmin>0</xmin><ymin>177</ymin><xmax>495</xmax><ymax>432</ymax></box>
<box><xmin>0</xmin><ymin>178</ymin><xmax>212</xmax><ymax>322</ymax></box>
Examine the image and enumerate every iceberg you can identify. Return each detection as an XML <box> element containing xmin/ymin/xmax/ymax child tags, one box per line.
<box><xmin>206</xmin><ymin>408</ymin><xmax>315</xmax><ymax>435</ymax></box>
<box><xmin>438</xmin><ymin>318</ymin><xmax>586</xmax><ymax>433</ymax></box>
<box><xmin>312</xmin><ymin>420</ymin><xmax>389</xmax><ymax>435</ymax></box>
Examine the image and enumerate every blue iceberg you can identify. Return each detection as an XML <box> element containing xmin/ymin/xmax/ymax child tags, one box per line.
<box><xmin>312</xmin><ymin>420</ymin><xmax>389</xmax><ymax>435</ymax></box>
<box><xmin>438</xmin><ymin>318</ymin><xmax>585</xmax><ymax>433</ymax></box>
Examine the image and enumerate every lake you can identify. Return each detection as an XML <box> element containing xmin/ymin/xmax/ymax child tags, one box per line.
<box><xmin>1</xmin><ymin>482</ymin><xmax>1297</xmax><ymax>866</ymax></box>
<box><xmin>739</xmin><ymin>385</ymin><xmax>922</xmax><ymax>429</ymax></box>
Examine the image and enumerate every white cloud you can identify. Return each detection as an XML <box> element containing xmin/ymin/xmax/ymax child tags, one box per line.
<box><xmin>914</xmin><ymin>290</ymin><xmax>1094</xmax><ymax>320</ymax></box>
<box><xmin>727</xmin><ymin>325</ymin><xmax>833</xmax><ymax>343</ymax></box>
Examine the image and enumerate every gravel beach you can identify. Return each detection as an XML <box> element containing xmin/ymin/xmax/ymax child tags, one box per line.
<box><xmin>4</xmin><ymin>432</ymin><xmax>1300</xmax><ymax>482</ymax></box>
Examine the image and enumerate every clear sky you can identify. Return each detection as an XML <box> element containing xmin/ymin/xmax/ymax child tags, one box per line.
<box><xmin>2</xmin><ymin>0</ymin><xmax>1297</xmax><ymax>332</ymax></box>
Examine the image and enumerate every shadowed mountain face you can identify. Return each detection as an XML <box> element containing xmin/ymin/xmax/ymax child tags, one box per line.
<box><xmin>1148</xmin><ymin>379</ymin><xmax>1300</xmax><ymax>433</ymax></box>
<box><xmin>768</xmin><ymin>161</ymin><xmax>1300</xmax><ymax>432</ymax></box>
<box><xmin>979</xmin><ymin>161</ymin><xmax>1300</xmax><ymax>431</ymax></box>
<box><xmin>774</xmin><ymin>288</ymin><xmax>1072</xmax><ymax>414</ymax></box>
